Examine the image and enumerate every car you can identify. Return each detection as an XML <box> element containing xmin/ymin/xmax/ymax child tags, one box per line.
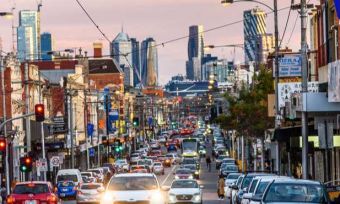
<box><xmin>76</xmin><ymin>183</ymin><xmax>105</xmax><ymax>204</ymax></box>
<box><xmin>219</xmin><ymin>158</ymin><xmax>236</xmax><ymax>169</ymax></box>
<box><xmin>102</xmin><ymin>163</ymin><xmax>115</xmax><ymax>174</ymax></box>
<box><xmin>166</xmin><ymin>179</ymin><xmax>203</xmax><ymax>204</ymax></box>
<box><xmin>224</xmin><ymin>173</ymin><xmax>242</xmax><ymax>199</ymax></box>
<box><xmin>130</xmin><ymin>165</ymin><xmax>148</xmax><ymax>173</ymax></box>
<box><xmin>153</xmin><ymin>162</ymin><xmax>165</xmax><ymax>175</ymax></box>
<box><xmin>114</xmin><ymin>159</ymin><xmax>129</xmax><ymax>172</ymax></box>
<box><xmin>100</xmin><ymin>173</ymin><xmax>165</xmax><ymax>204</ymax></box>
<box><xmin>158</xmin><ymin>136</ymin><xmax>167</xmax><ymax>143</ymax></box>
<box><xmin>56</xmin><ymin>169</ymin><xmax>83</xmax><ymax>186</ymax></box>
<box><xmin>7</xmin><ymin>181</ymin><xmax>59</xmax><ymax>204</ymax></box>
<box><xmin>198</xmin><ymin>145</ymin><xmax>206</xmax><ymax>157</ymax></box>
<box><xmin>81</xmin><ymin>172</ymin><xmax>97</xmax><ymax>183</ymax></box>
<box><xmin>157</xmin><ymin>155</ymin><xmax>171</xmax><ymax>167</ymax></box>
<box><xmin>181</xmin><ymin>164</ymin><xmax>200</xmax><ymax>179</ymax></box>
<box><xmin>130</xmin><ymin>153</ymin><xmax>141</xmax><ymax>162</ymax></box>
<box><xmin>88</xmin><ymin>169</ymin><xmax>104</xmax><ymax>183</ymax></box>
<box><xmin>137</xmin><ymin>159</ymin><xmax>154</xmax><ymax>172</ymax></box>
<box><xmin>150</xmin><ymin>150</ymin><xmax>162</xmax><ymax>157</ymax></box>
<box><xmin>250</xmin><ymin>179</ymin><xmax>329</xmax><ymax>204</ymax></box>
<box><xmin>174</xmin><ymin>168</ymin><xmax>194</xmax><ymax>180</ymax></box>
<box><xmin>56</xmin><ymin>181</ymin><xmax>77</xmax><ymax>200</ymax></box>
<box><xmin>166</xmin><ymin>153</ymin><xmax>181</xmax><ymax>164</ymax></box>
<box><xmin>215</xmin><ymin>155</ymin><xmax>230</xmax><ymax>169</ymax></box>
<box><xmin>220</xmin><ymin>164</ymin><xmax>239</xmax><ymax>177</ymax></box>
<box><xmin>182</xmin><ymin>158</ymin><xmax>200</xmax><ymax>170</ymax></box>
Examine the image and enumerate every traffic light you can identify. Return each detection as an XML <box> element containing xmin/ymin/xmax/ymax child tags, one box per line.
<box><xmin>0</xmin><ymin>137</ymin><xmax>6</xmax><ymax>152</ymax></box>
<box><xmin>35</xmin><ymin>104</ymin><xmax>45</xmax><ymax>122</ymax></box>
<box><xmin>20</xmin><ymin>156</ymin><xmax>33</xmax><ymax>172</ymax></box>
<box><xmin>132</xmin><ymin>117</ymin><xmax>139</xmax><ymax>127</ymax></box>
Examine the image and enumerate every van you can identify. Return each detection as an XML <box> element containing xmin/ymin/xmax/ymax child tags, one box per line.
<box><xmin>56</xmin><ymin>169</ymin><xmax>83</xmax><ymax>186</ymax></box>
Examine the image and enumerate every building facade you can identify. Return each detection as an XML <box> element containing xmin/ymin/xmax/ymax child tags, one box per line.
<box><xmin>243</xmin><ymin>8</ymin><xmax>267</xmax><ymax>64</ymax></box>
<box><xmin>186</xmin><ymin>25</ymin><xmax>204</xmax><ymax>81</ymax></box>
<box><xmin>141</xmin><ymin>37</ymin><xmax>158</xmax><ymax>86</ymax></box>
<box><xmin>131</xmin><ymin>38</ymin><xmax>141</xmax><ymax>87</ymax></box>
<box><xmin>17</xmin><ymin>10</ymin><xmax>39</xmax><ymax>61</ymax></box>
<box><xmin>41</xmin><ymin>32</ymin><xmax>53</xmax><ymax>61</ymax></box>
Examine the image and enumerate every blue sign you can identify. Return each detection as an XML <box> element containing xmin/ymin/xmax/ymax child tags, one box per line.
<box><xmin>109</xmin><ymin>109</ymin><xmax>119</xmax><ymax>121</ymax></box>
<box><xmin>335</xmin><ymin>0</ymin><xmax>340</xmax><ymax>19</ymax></box>
<box><xmin>89</xmin><ymin>148</ymin><xmax>95</xmax><ymax>157</ymax></box>
<box><xmin>278</xmin><ymin>55</ymin><xmax>302</xmax><ymax>77</ymax></box>
<box><xmin>87</xmin><ymin>123</ymin><xmax>94</xmax><ymax>137</ymax></box>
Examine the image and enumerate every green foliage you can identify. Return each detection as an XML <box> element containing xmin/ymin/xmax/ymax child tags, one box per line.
<box><xmin>214</xmin><ymin>66</ymin><xmax>274</xmax><ymax>138</ymax></box>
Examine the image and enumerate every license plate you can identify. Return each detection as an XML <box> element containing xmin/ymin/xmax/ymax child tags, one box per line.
<box><xmin>25</xmin><ymin>200</ymin><xmax>37</xmax><ymax>204</ymax></box>
<box><xmin>62</xmin><ymin>189</ymin><xmax>68</xmax><ymax>192</ymax></box>
<box><xmin>60</xmin><ymin>193</ymin><xmax>65</xmax><ymax>197</ymax></box>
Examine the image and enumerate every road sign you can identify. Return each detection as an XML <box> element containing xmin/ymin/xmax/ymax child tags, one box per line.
<box><xmin>38</xmin><ymin>158</ymin><xmax>48</xmax><ymax>172</ymax></box>
<box><xmin>50</xmin><ymin>156</ymin><xmax>60</xmax><ymax>167</ymax></box>
<box><xmin>89</xmin><ymin>148</ymin><xmax>95</xmax><ymax>157</ymax></box>
<box><xmin>87</xmin><ymin>123</ymin><xmax>94</xmax><ymax>137</ymax></box>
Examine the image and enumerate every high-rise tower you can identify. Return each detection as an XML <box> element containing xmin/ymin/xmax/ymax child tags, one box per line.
<box><xmin>186</xmin><ymin>25</ymin><xmax>204</xmax><ymax>81</ymax></box>
<box><xmin>141</xmin><ymin>38</ymin><xmax>158</xmax><ymax>86</ymax></box>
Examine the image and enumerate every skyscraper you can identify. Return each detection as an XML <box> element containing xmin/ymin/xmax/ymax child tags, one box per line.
<box><xmin>17</xmin><ymin>10</ymin><xmax>39</xmax><ymax>61</ymax></box>
<box><xmin>186</xmin><ymin>25</ymin><xmax>204</xmax><ymax>81</ymax></box>
<box><xmin>243</xmin><ymin>8</ymin><xmax>267</xmax><ymax>63</ymax></box>
<box><xmin>131</xmin><ymin>38</ymin><xmax>141</xmax><ymax>87</ymax></box>
<box><xmin>141</xmin><ymin>38</ymin><xmax>158</xmax><ymax>86</ymax></box>
<box><xmin>111</xmin><ymin>31</ymin><xmax>134</xmax><ymax>87</ymax></box>
<box><xmin>41</xmin><ymin>32</ymin><xmax>53</xmax><ymax>61</ymax></box>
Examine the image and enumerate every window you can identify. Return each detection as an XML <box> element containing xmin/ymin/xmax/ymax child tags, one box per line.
<box><xmin>14</xmin><ymin>184</ymin><xmax>49</xmax><ymax>194</ymax></box>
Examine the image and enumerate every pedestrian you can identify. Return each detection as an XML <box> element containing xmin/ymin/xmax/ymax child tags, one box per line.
<box><xmin>217</xmin><ymin>175</ymin><xmax>225</xmax><ymax>200</ymax></box>
<box><xmin>206</xmin><ymin>156</ymin><xmax>211</xmax><ymax>172</ymax></box>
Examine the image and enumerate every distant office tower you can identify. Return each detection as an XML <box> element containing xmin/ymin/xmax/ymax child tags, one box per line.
<box><xmin>186</xmin><ymin>25</ymin><xmax>204</xmax><ymax>81</ymax></box>
<box><xmin>17</xmin><ymin>10</ymin><xmax>39</xmax><ymax>61</ymax></box>
<box><xmin>111</xmin><ymin>31</ymin><xmax>134</xmax><ymax>87</ymax></box>
<box><xmin>41</xmin><ymin>32</ymin><xmax>53</xmax><ymax>61</ymax></box>
<box><xmin>131</xmin><ymin>38</ymin><xmax>141</xmax><ymax>87</ymax></box>
<box><xmin>243</xmin><ymin>8</ymin><xmax>267</xmax><ymax>64</ymax></box>
<box><xmin>141</xmin><ymin>38</ymin><xmax>158</xmax><ymax>86</ymax></box>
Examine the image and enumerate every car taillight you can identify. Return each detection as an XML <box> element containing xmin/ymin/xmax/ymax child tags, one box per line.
<box><xmin>7</xmin><ymin>195</ymin><xmax>15</xmax><ymax>204</ymax></box>
<box><xmin>47</xmin><ymin>194</ymin><xmax>57</xmax><ymax>202</ymax></box>
<box><xmin>77</xmin><ymin>191</ymin><xmax>82</xmax><ymax>195</ymax></box>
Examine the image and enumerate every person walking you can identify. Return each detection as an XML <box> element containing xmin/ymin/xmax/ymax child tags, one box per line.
<box><xmin>206</xmin><ymin>156</ymin><xmax>211</xmax><ymax>172</ymax></box>
<box><xmin>217</xmin><ymin>175</ymin><xmax>225</xmax><ymax>200</ymax></box>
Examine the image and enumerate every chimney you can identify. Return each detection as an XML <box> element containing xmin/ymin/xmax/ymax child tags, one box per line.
<box><xmin>93</xmin><ymin>42</ymin><xmax>102</xmax><ymax>58</ymax></box>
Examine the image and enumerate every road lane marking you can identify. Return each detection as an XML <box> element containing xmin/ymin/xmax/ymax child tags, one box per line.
<box><xmin>161</xmin><ymin>165</ymin><xmax>177</xmax><ymax>186</ymax></box>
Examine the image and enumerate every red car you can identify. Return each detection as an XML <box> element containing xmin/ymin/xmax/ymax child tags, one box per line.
<box><xmin>149</xmin><ymin>150</ymin><xmax>162</xmax><ymax>157</ymax></box>
<box><xmin>7</xmin><ymin>181</ymin><xmax>59</xmax><ymax>204</ymax></box>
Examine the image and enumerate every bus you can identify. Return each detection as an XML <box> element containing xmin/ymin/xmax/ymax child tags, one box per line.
<box><xmin>181</xmin><ymin>138</ymin><xmax>199</xmax><ymax>158</ymax></box>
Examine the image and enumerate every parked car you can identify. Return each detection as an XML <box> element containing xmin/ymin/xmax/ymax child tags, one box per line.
<box><xmin>7</xmin><ymin>182</ymin><xmax>59</xmax><ymax>204</ymax></box>
<box><xmin>77</xmin><ymin>183</ymin><xmax>105</xmax><ymax>204</ymax></box>
<box><xmin>57</xmin><ymin>181</ymin><xmax>77</xmax><ymax>200</ymax></box>
<box><xmin>224</xmin><ymin>173</ymin><xmax>242</xmax><ymax>199</ymax></box>
<box><xmin>165</xmin><ymin>179</ymin><xmax>203</xmax><ymax>204</ymax></box>
<box><xmin>219</xmin><ymin>164</ymin><xmax>239</xmax><ymax>177</ymax></box>
<box><xmin>215</xmin><ymin>155</ymin><xmax>230</xmax><ymax>169</ymax></box>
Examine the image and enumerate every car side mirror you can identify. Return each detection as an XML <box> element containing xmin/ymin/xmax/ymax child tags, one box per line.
<box><xmin>231</xmin><ymin>184</ymin><xmax>238</xmax><ymax>190</ymax></box>
<box><xmin>97</xmin><ymin>187</ymin><xmax>105</xmax><ymax>193</ymax></box>
<box><xmin>161</xmin><ymin>186</ymin><xmax>170</xmax><ymax>191</ymax></box>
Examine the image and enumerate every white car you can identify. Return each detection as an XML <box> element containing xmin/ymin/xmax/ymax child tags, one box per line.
<box><xmin>166</xmin><ymin>179</ymin><xmax>203</xmax><ymax>204</ymax></box>
<box><xmin>224</xmin><ymin>173</ymin><xmax>241</xmax><ymax>199</ymax></box>
<box><xmin>88</xmin><ymin>168</ymin><xmax>104</xmax><ymax>183</ymax></box>
<box><xmin>130</xmin><ymin>153</ymin><xmax>141</xmax><ymax>162</ymax></box>
<box><xmin>101</xmin><ymin>173</ymin><xmax>165</xmax><ymax>204</ymax></box>
<box><xmin>114</xmin><ymin>159</ymin><xmax>129</xmax><ymax>172</ymax></box>
<box><xmin>153</xmin><ymin>162</ymin><xmax>165</xmax><ymax>175</ymax></box>
<box><xmin>76</xmin><ymin>183</ymin><xmax>104</xmax><ymax>203</ymax></box>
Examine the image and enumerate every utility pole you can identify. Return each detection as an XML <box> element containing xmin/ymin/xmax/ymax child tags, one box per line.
<box><xmin>105</xmin><ymin>94</ymin><xmax>110</xmax><ymax>163</ymax></box>
<box><xmin>300</xmin><ymin>0</ymin><xmax>309</xmax><ymax>180</ymax></box>
<box><xmin>84</xmin><ymin>90</ymin><xmax>90</xmax><ymax>170</ymax></box>
<box><xmin>38</xmin><ymin>72</ymin><xmax>46</xmax><ymax>181</ymax></box>
<box><xmin>25</xmin><ymin>62</ymin><xmax>31</xmax><ymax>153</ymax></box>
<box><xmin>67</xmin><ymin>90</ymin><xmax>74</xmax><ymax>168</ymax></box>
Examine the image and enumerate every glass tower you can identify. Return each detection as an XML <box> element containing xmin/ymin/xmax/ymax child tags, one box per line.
<box><xmin>186</xmin><ymin>25</ymin><xmax>204</xmax><ymax>81</ymax></box>
<box><xmin>41</xmin><ymin>32</ymin><xmax>53</xmax><ymax>61</ymax></box>
<box><xmin>141</xmin><ymin>38</ymin><xmax>158</xmax><ymax>86</ymax></box>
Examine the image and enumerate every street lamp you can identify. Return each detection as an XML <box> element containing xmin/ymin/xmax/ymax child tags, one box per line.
<box><xmin>221</xmin><ymin>0</ymin><xmax>280</xmax><ymax>173</ymax></box>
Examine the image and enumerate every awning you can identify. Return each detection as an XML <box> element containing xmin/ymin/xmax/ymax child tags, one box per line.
<box><xmin>273</xmin><ymin>125</ymin><xmax>317</xmax><ymax>142</ymax></box>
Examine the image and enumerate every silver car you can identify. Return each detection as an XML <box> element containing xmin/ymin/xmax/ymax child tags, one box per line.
<box><xmin>76</xmin><ymin>183</ymin><xmax>104</xmax><ymax>203</ymax></box>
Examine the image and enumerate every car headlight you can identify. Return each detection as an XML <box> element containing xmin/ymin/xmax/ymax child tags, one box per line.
<box><xmin>150</xmin><ymin>190</ymin><xmax>164</xmax><ymax>203</ymax></box>
<box><xmin>194</xmin><ymin>171</ymin><xmax>199</xmax><ymax>175</ymax></box>
<box><xmin>193</xmin><ymin>194</ymin><xmax>201</xmax><ymax>202</ymax></box>
<box><xmin>175</xmin><ymin>175</ymin><xmax>180</xmax><ymax>179</ymax></box>
<box><xmin>188</xmin><ymin>175</ymin><xmax>193</xmax><ymax>179</ymax></box>
<box><xmin>168</xmin><ymin>194</ymin><xmax>176</xmax><ymax>202</ymax></box>
<box><xmin>101</xmin><ymin>192</ymin><xmax>114</xmax><ymax>203</ymax></box>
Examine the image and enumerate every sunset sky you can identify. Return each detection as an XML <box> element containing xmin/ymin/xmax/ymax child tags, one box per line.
<box><xmin>0</xmin><ymin>0</ymin><xmax>318</xmax><ymax>84</ymax></box>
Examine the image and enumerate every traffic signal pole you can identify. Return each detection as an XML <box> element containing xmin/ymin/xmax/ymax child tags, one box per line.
<box><xmin>38</xmin><ymin>72</ymin><xmax>47</xmax><ymax>181</ymax></box>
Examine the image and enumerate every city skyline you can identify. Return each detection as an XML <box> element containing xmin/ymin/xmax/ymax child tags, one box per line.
<box><xmin>0</xmin><ymin>0</ymin><xmax>315</xmax><ymax>84</ymax></box>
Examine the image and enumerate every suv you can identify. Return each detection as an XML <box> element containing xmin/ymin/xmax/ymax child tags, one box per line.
<box><xmin>101</xmin><ymin>173</ymin><xmax>165</xmax><ymax>204</ymax></box>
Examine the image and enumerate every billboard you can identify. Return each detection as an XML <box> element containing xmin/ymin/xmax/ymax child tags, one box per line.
<box><xmin>328</xmin><ymin>60</ymin><xmax>340</xmax><ymax>102</ymax></box>
<box><xmin>278</xmin><ymin>54</ymin><xmax>302</xmax><ymax>77</ymax></box>
<box><xmin>278</xmin><ymin>82</ymin><xmax>319</xmax><ymax>108</ymax></box>
<box><xmin>335</xmin><ymin>0</ymin><xmax>340</xmax><ymax>19</ymax></box>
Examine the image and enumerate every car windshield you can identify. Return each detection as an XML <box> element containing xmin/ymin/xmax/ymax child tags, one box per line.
<box><xmin>241</xmin><ymin>176</ymin><xmax>255</xmax><ymax>189</ymax></box>
<box><xmin>183</xmin><ymin>165</ymin><xmax>196</xmax><ymax>171</ymax></box>
<box><xmin>14</xmin><ymin>184</ymin><xmax>49</xmax><ymax>194</ymax></box>
<box><xmin>58</xmin><ymin>181</ymin><xmax>75</xmax><ymax>187</ymax></box>
<box><xmin>171</xmin><ymin>180</ymin><xmax>198</xmax><ymax>188</ymax></box>
<box><xmin>108</xmin><ymin>176</ymin><xmax>158</xmax><ymax>191</ymax></box>
<box><xmin>57</xmin><ymin>175</ymin><xmax>78</xmax><ymax>182</ymax></box>
<box><xmin>255</xmin><ymin>181</ymin><xmax>270</xmax><ymax>195</ymax></box>
<box><xmin>249</xmin><ymin>179</ymin><xmax>259</xmax><ymax>193</ymax></box>
<box><xmin>222</xmin><ymin>165</ymin><xmax>238</xmax><ymax>171</ymax></box>
<box><xmin>218</xmin><ymin>155</ymin><xmax>228</xmax><ymax>160</ymax></box>
<box><xmin>182</xmin><ymin>159</ymin><xmax>195</xmax><ymax>164</ymax></box>
<box><xmin>154</xmin><ymin>163</ymin><xmax>162</xmax><ymax>166</ymax></box>
<box><xmin>227</xmin><ymin>174</ymin><xmax>241</xmax><ymax>180</ymax></box>
<box><xmin>222</xmin><ymin>159</ymin><xmax>235</xmax><ymax>164</ymax></box>
<box><xmin>176</xmin><ymin>169</ymin><xmax>191</xmax><ymax>174</ymax></box>
<box><xmin>81</xmin><ymin>173</ymin><xmax>92</xmax><ymax>177</ymax></box>
<box><xmin>81</xmin><ymin>184</ymin><xmax>101</xmax><ymax>190</ymax></box>
<box><xmin>264</xmin><ymin>183</ymin><xmax>325</xmax><ymax>203</ymax></box>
